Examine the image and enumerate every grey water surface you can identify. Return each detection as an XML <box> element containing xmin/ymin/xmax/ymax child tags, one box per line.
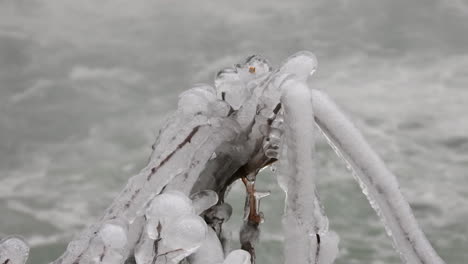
<box><xmin>1</xmin><ymin>1</ymin><xmax>468</xmax><ymax>263</ymax></box>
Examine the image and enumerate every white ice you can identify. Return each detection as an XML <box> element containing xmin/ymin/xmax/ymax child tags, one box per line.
<box><xmin>311</xmin><ymin>88</ymin><xmax>445</xmax><ymax>264</ymax></box>
<box><xmin>188</xmin><ymin>227</ymin><xmax>225</xmax><ymax>264</ymax></box>
<box><xmin>145</xmin><ymin>191</ymin><xmax>194</xmax><ymax>240</ymax></box>
<box><xmin>0</xmin><ymin>236</ymin><xmax>29</xmax><ymax>264</ymax></box>
<box><xmin>235</xmin><ymin>55</ymin><xmax>272</xmax><ymax>85</ymax></box>
<box><xmin>279</xmin><ymin>74</ymin><xmax>338</xmax><ymax>264</ymax></box>
<box><xmin>214</xmin><ymin>68</ymin><xmax>249</xmax><ymax>110</ymax></box>
<box><xmin>278</xmin><ymin>51</ymin><xmax>317</xmax><ymax>82</ymax></box>
<box><xmin>190</xmin><ymin>190</ymin><xmax>219</xmax><ymax>215</ymax></box>
<box><xmin>223</xmin><ymin>250</ymin><xmax>251</xmax><ymax>264</ymax></box>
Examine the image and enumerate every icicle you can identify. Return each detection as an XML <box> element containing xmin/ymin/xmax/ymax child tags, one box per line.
<box><xmin>279</xmin><ymin>76</ymin><xmax>338</xmax><ymax>264</ymax></box>
<box><xmin>0</xmin><ymin>236</ymin><xmax>29</xmax><ymax>264</ymax></box>
<box><xmin>310</xmin><ymin>88</ymin><xmax>445</xmax><ymax>264</ymax></box>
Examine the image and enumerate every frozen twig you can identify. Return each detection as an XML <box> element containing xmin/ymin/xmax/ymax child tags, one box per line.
<box><xmin>278</xmin><ymin>75</ymin><xmax>338</xmax><ymax>264</ymax></box>
<box><xmin>311</xmin><ymin>88</ymin><xmax>445</xmax><ymax>264</ymax></box>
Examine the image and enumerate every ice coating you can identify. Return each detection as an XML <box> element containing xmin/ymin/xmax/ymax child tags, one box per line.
<box><xmin>161</xmin><ymin>215</ymin><xmax>207</xmax><ymax>256</ymax></box>
<box><xmin>188</xmin><ymin>227</ymin><xmax>224</xmax><ymax>264</ymax></box>
<box><xmin>145</xmin><ymin>191</ymin><xmax>194</xmax><ymax>240</ymax></box>
<box><xmin>134</xmin><ymin>231</ymin><xmax>156</xmax><ymax>264</ymax></box>
<box><xmin>99</xmin><ymin>220</ymin><xmax>128</xmax><ymax>251</ymax></box>
<box><xmin>190</xmin><ymin>190</ymin><xmax>219</xmax><ymax>215</ymax></box>
<box><xmin>178</xmin><ymin>84</ymin><xmax>231</xmax><ymax>117</ymax></box>
<box><xmin>0</xmin><ymin>236</ymin><xmax>30</xmax><ymax>264</ymax></box>
<box><xmin>223</xmin><ymin>249</ymin><xmax>251</xmax><ymax>264</ymax></box>
<box><xmin>97</xmin><ymin>220</ymin><xmax>129</xmax><ymax>263</ymax></box>
<box><xmin>236</xmin><ymin>55</ymin><xmax>272</xmax><ymax>84</ymax></box>
<box><xmin>311</xmin><ymin>88</ymin><xmax>445</xmax><ymax>264</ymax></box>
<box><xmin>178</xmin><ymin>84</ymin><xmax>217</xmax><ymax>115</ymax></box>
<box><xmin>278</xmin><ymin>51</ymin><xmax>318</xmax><ymax>81</ymax></box>
<box><xmin>214</xmin><ymin>68</ymin><xmax>249</xmax><ymax>110</ymax></box>
<box><xmin>279</xmin><ymin>77</ymin><xmax>337</xmax><ymax>264</ymax></box>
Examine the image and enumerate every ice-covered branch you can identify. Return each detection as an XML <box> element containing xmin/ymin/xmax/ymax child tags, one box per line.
<box><xmin>311</xmin><ymin>89</ymin><xmax>445</xmax><ymax>264</ymax></box>
<box><xmin>1</xmin><ymin>51</ymin><xmax>447</xmax><ymax>264</ymax></box>
<box><xmin>278</xmin><ymin>76</ymin><xmax>338</xmax><ymax>264</ymax></box>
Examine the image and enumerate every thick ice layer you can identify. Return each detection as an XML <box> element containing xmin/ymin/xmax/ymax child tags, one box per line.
<box><xmin>235</xmin><ymin>55</ymin><xmax>272</xmax><ymax>85</ymax></box>
<box><xmin>279</xmin><ymin>77</ymin><xmax>337</xmax><ymax>264</ymax></box>
<box><xmin>178</xmin><ymin>84</ymin><xmax>230</xmax><ymax>117</ymax></box>
<box><xmin>68</xmin><ymin>219</ymin><xmax>129</xmax><ymax>264</ymax></box>
<box><xmin>278</xmin><ymin>51</ymin><xmax>317</xmax><ymax>82</ymax></box>
<box><xmin>98</xmin><ymin>220</ymin><xmax>129</xmax><ymax>264</ymax></box>
<box><xmin>162</xmin><ymin>215</ymin><xmax>207</xmax><ymax>252</ymax></box>
<box><xmin>134</xmin><ymin>230</ymin><xmax>155</xmax><ymax>264</ymax></box>
<box><xmin>53</xmin><ymin>110</ymin><xmax>241</xmax><ymax>263</ymax></box>
<box><xmin>214</xmin><ymin>68</ymin><xmax>249</xmax><ymax>110</ymax></box>
<box><xmin>0</xmin><ymin>236</ymin><xmax>30</xmax><ymax>264</ymax></box>
<box><xmin>145</xmin><ymin>191</ymin><xmax>194</xmax><ymax>239</ymax></box>
<box><xmin>311</xmin><ymin>88</ymin><xmax>445</xmax><ymax>264</ymax></box>
<box><xmin>188</xmin><ymin>228</ymin><xmax>224</xmax><ymax>264</ymax></box>
<box><xmin>223</xmin><ymin>250</ymin><xmax>251</xmax><ymax>264</ymax></box>
<box><xmin>190</xmin><ymin>190</ymin><xmax>219</xmax><ymax>215</ymax></box>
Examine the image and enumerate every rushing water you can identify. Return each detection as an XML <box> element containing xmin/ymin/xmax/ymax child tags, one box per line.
<box><xmin>1</xmin><ymin>1</ymin><xmax>468</xmax><ymax>263</ymax></box>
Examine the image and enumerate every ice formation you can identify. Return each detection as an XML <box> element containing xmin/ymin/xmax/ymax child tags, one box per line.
<box><xmin>0</xmin><ymin>236</ymin><xmax>29</xmax><ymax>264</ymax></box>
<box><xmin>310</xmin><ymin>89</ymin><xmax>445</xmax><ymax>264</ymax></box>
<box><xmin>278</xmin><ymin>76</ymin><xmax>338</xmax><ymax>264</ymax></box>
<box><xmin>2</xmin><ymin>51</ymin><xmax>447</xmax><ymax>264</ymax></box>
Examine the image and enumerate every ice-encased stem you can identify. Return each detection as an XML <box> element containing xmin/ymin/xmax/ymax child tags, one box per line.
<box><xmin>310</xmin><ymin>89</ymin><xmax>445</xmax><ymax>264</ymax></box>
<box><xmin>279</xmin><ymin>77</ymin><xmax>338</xmax><ymax>264</ymax></box>
<box><xmin>0</xmin><ymin>235</ymin><xmax>30</xmax><ymax>264</ymax></box>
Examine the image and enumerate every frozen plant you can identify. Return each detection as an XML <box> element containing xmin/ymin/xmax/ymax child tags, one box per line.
<box><xmin>0</xmin><ymin>52</ymin><xmax>448</xmax><ymax>264</ymax></box>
